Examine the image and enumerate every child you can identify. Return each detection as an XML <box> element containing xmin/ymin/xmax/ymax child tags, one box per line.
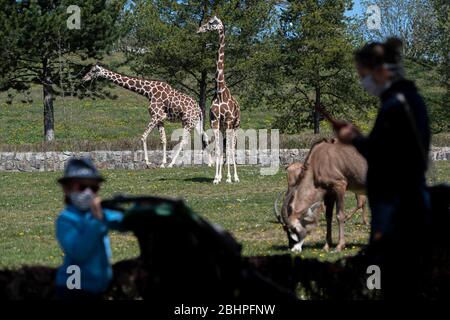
<box><xmin>55</xmin><ymin>157</ymin><xmax>124</xmax><ymax>300</ymax></box>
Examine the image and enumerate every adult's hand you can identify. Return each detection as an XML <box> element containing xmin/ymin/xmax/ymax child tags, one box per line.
<box><xmin>335</xmin><ymin>121</ymin><xmax>362</xmax><ymax>144</ymax></box>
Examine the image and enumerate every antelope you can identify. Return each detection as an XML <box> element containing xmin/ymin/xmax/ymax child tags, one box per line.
<box><xmin>275</xmin><ymin>139</ymin><xmax>368</xmax><ymax>252</ymax></box>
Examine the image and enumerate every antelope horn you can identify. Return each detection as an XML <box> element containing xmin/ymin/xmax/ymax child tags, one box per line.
<box><xmin>304</xmin><ymin>201</ymin><xmax>323</xmax><ymax>222</ymax></box>
<box><xmin>280</xmin><ymin>188</ymin><xmax>296</xmax><ymax>229</ymax></box>
<box><xmin>310</xmin><ymin>201</ymin><xmax>322</xmax><ymax>212</ymax></box>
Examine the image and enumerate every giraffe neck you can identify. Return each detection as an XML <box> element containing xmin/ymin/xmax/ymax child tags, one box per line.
<box><xmin>98</xmin><ymin>67</ymin><xmax>151</xmax><ymax>98</ymax></box>
<box><xmin>215</xmin><ymin>28</ymin><xmax>226</xmax><ymax>97</ymax></box>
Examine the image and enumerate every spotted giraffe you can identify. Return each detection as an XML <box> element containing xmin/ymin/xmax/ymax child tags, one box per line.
<box><xmin>82</xmin><ymin>63</ymin><xmax>211</xmax><ymax>168</ymax></box>
<box><xmin>198</xmin><ymin>16</ymin><xmax>240</xmax><ymax>184</ymax></box>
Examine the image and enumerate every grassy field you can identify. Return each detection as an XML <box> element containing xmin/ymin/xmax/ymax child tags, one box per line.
<box><xmin>1</xmin><ymin>53</ymin><xmax>449</xmax><ymax>151</ymax></box>
<box><xmin>0</xmin><ymin>51</ymin><xmax>277</xmax><ymax>150</ymax></box>
<box><xmin>0</xmin><ymin>83</ymin><xmax>286</xmax><ymax>150</ymax></box>
<box><xmin>1</xmin><ymin>84</ymin><xmax>449</xmax><ymax>152</ymax></box>
<box><xmin>1</xmin><ymin>161</ymin><xmax>448</xmax><ymax>269</ymax></box>
<box><xmin>0</xmin><ymin>51</ymin><xmax>448</xmax><ymax>270</ymax></box>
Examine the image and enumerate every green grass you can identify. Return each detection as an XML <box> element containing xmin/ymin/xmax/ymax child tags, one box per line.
<box><xmin>1</xmin><ymin>55</ymin><xmax>448</xmax><ymax>152</ymax></box>
<box><xmin>1</xmin><ymin>161</ymin><xmax>448</xmax><ymax>269</ymax></box>
<box><xmin>0</xmin><ymin>80</ymin><xmax>278</xmax><ymax>148</ymax></box>
<box><xmin>1</xmin><ymin>87</ymin><xmax>448</xmax><ymax>152</ymax></box>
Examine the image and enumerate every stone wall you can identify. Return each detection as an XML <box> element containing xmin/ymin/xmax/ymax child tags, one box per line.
<box><xmin>0</xmin><ymin>147</ymin><xmax>448</xmax><ymax>172</ymax></box>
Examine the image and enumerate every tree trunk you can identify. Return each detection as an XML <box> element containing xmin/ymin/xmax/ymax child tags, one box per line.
<box><xmin>43</xmin><ymin>60</ymin><xmax>55</xmax><ymax>141</ymax></box>
<box><xmin>199</xmin><ymin>70</ymin><xmax>208</xmax><ymax>129</ymax></box>
<box><xmin>314</xmin><ymin>86</ymin><xmax>321</xmax><ymax>134</ymax></box>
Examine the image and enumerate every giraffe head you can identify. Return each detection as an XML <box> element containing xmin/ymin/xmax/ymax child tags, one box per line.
<box><xmin>197</xmin><ymin>16</ymin><xmax>223</xmax><ymax>33</ymax></box>
<box><xmin>82</xmin><ymin>63</ymin><xmax>104</xmax><ymax>82</ymax></box>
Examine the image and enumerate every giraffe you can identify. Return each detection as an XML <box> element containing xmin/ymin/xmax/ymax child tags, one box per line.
<box><xmin>82</xmin><ymin>63</ymin><xmax>212</xmax><ymax>168</ymax></box>
<box><xmin>198</xmin><ymin>16</ymin><xmax>240</xmax><ymax>184</ymax></box>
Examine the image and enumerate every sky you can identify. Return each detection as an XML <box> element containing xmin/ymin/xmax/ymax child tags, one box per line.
<box><xmin>345</xmin><ymin>0</ymin><xmax>366</xmax><ymax>17</ymax></box>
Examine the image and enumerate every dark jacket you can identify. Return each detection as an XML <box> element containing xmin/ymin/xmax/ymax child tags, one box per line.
<box><xmin>352</xmin><ymin>79</ymin><xmax>431</xmax><ymax>239</ymax></box>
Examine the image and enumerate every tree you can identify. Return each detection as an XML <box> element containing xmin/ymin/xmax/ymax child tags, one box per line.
<box><xmin>0</xmin><ymin>0</ymin><xmax>126</xmax><ymax>141</ymax></box>
<box><xmin>359</xmin><ymin>0</ymin><xmax>440</xmax><ymax>60</ymax></box>
<box><xmin>271</xmin><ymin>0</ymin><xmax>374</xmax><ymax>134</ymax></box>
<box><xmin>121</xmin><ymin>0</ymin><xmax>278</xmax><ymax>124</ymax></box>
<box><xmin>430</xmin><ymin>0</ymin><xmax>450</xmax><ymax>132</ymax></box>
<box><xmin>355</xmin><ymin>0</ymin><xmax>450</xmax><ymax>132</ymax></box>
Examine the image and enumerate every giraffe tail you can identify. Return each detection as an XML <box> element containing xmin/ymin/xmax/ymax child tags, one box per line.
<box><xmin>196</xmin><ymin>112</ymin><xmax>213</xmax><ymax>167</ymax></box>
<box><xmin>197</xmin><ymin>112</ymin><xmax>209</xmax><ymax>150</ymax></box>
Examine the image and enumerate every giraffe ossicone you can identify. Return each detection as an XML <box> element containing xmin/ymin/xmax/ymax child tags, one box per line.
<box><xmin>82</xmin><ymin>63</ymin><xmax>212</xmax><ymax>168</ymax></box>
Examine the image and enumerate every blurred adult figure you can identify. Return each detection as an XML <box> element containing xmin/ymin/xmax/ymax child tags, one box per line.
<box><xmin>336</xmin><ymin>38</ymin><xmax>431</xmax><ymax>298</ymax></box>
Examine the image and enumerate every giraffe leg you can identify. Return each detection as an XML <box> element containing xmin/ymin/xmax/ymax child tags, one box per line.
<box><xmin>141</xmin><ymin>119</ymin><xmax>158</xmax><ymax>167</ymax></box>
<box><xmin>218</xmin><ymin>152</ymin><xmax>224</xmax><ymax>182</ymax></box>
<box><xmin>232</xmin><ymin>129</ymin><xmax>239</xmax><ymax>182</ymax></box>
<box><xmin>218</xmin><ymin>133</ymin><xmax>225</xmax><ymax>182</ymax></box>
<box><xmin>168</xmin><ymin>127</ymin><xmax>190</xmax><ymax>168</ymax></box>
<box><xmin>225</xmin><ymin>129</ymin><xmax>233</xmax><ymax>183</ymax></box>
<box><xmin>205</xmin><ymin>132</ymin><xmax>213</xmax><ymax>167</ymax></box>
<box><xmin>158</xmin><ymin>124</ymin><xmax>167</xmax><ymax>168</ymax></box>
<box><xmin>213</xmin><ymin>129</ymin><xmax>222</xmax><ymax>184</ymax></box>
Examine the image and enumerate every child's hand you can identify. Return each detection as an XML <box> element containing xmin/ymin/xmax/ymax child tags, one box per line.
<box><xmin>91</xmin><ymin>196</ymin><xmax>104</xmax><ymax>221</ymax></box>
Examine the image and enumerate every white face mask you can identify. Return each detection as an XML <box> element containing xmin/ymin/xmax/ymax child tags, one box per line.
<box><xmin>69</xmin><ymin>188</ymin><xmax>95</xmax><ymax>212</ymax></box>
<box><xmin>360</xmin><ymin>74</ymin><xmax>387</xmax><ymax>97</ymax></box>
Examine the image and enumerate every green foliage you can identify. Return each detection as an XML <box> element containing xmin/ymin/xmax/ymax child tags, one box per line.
<box><xmin>354</xmin><ymin>0</ymin><xmax>450</xmax><ymax>133</ymax></box>
<box><xmin>1</xmin><ymin>0</ymin><xmax>447</xmax><ymax>140</ymax></box>
<box><xmin>0</xmin><ymin>82</ymin><xmax>279</xmax><ymax>151</ymax></box>
<box><xmin>431</xmin><ymin>0</ymin><xmax>450</xmax><ymax>133</ymax></box>
<box><xmin>121</xmin><ymin>0</ymin><xmax>278</xmax><ymax>112</ymax></box>
<box><xmin>270</xmin><ymin>0</ymin><xmax>377</xmax><ymax>134</ymax></box>
<box><xmin>358</xmin><ymin>0</ymin><xmax>441</xmax><ymax>60</ymax></box>
<box><xmin>0</xmin><ymin>0</ymin><xmax>126</xmax><ymax>140</ymax></box>
<box><xmin>0</xmin><ymin>0</ymin><xmax>125</xmax><ymax>91</ymax></box>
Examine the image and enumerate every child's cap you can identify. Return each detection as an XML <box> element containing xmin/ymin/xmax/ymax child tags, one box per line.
<box><xmin>58</xmin><ymin>157</ymin><xmax>105</xmax><ymax>184</ymax></box>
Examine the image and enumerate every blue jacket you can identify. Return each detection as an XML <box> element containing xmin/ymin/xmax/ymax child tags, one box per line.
<box><xmin>55</xmin><ymin>205</ymin><xmax>124</xmax><ymax>293</ymax></box>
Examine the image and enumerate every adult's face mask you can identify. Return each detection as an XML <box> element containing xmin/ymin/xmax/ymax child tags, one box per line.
<box><xmin>69</xmin><ymin>188</ymin><xmax>95</xmax><ymax>212</ymax></box>
<box><xmin>360</xmin><ymin>73</ymin><xmax>392</xmax><ymax>97</ymax></box>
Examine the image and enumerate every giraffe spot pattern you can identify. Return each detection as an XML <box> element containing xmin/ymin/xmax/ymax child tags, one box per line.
<box><xmin>97</xmin><ymin>66</ymin><xmax>202</xmax><ymax>135</ymax></box>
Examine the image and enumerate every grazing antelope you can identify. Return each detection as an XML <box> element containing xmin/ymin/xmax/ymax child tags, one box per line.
<box><xmin>275</xmin><ymin>139</ymin><xmax>367</xmax><ymax>252</ymax></box>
